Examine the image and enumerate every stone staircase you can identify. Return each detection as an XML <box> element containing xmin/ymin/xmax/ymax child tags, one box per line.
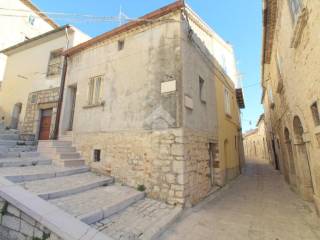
<box><xmin>0</xmin><ymin>129</ymin><xmax>37</xmax><ymax>158</ymax></box>
<box><xmin>0</xmin><ymin>137</ymin><xmax>182</xmax><ymax>240</ymax></box>
<box><xmin>37</xmin><ymin>140</ymin><xmax>85</xmax><ymax>167</ymax></box>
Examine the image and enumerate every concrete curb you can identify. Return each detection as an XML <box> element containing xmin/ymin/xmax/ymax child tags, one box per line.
<box><xmin>6</xmin><ymin>166</ymin><xmax>90</xmax><ymax>183</ymax></box>
<box><xmin>80</xmin><ymin>191</ymin><xmax>145</xmax><ymax>224</ymax></box>
<box><xmin>38</xmin><ymin>178</ymin><xmax>114</xmax><ymax>200</ymax></box>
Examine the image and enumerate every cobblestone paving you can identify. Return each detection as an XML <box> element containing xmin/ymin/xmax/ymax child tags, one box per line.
<box><xmin>92</xmin><ymin>198</ymin><xmax>177</xmax><ymax>240</ymax></box>
<box><xmin>0</xmin><ymin>165</ymin><xmax>84</xmax><ymax>177</ymax></box>
<box><xmin>49</xmin><ymin>185</ymin><xmax>142</xmax><ymax>217</ymax></box>
<box><xmin>159</xmin><ymin>159</ymin><xmax>320</xmax><ymax>240</ymax></box>
<box><xmin>20</xmin><ymin>172</ymin><xmax>112</xmax><ymax>194</ymax></box>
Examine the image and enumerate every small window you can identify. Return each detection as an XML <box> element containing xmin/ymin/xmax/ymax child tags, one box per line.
<box><xmin>88</xmin><ymin>76</ymin><xmax>103</xmax><ymax>105</ymax></box>
<box><xmin>224</xmin><ymin>88</ymin><xmax>231</xmax><ymax>116</ymax></box>
<box><xmin>199</xmin><ymin>76</ymin><xmax>206</xmax><ymax>103</ymax></box>
<box><xmin>30</xmin><ymin>94</ymin><xmax>37</xmax><ymax>104</ymax></box>
<box><xmin>311</xmin><ymin>102</ymin><xmax>320</xmax><ymax>126</ymax></box>
<box><xmin>288</xmin><ymin>0</ymin><xmax>302</xmax><ymax>23</ymax></box>
<box><xmin>47</xmin><ymin>49</ymin><xmax>63</xmax><ymax>76</ymax></box>
<box><xmin>118</xmin><ymin>40</ymin><xmax>124</xmax><ymax>51</ymax></box>
<box><xmin>28</xmin><ymin>15</ymin><xmax>35</xmax><ymax>26</ymax></box>
<box><xmin>93</xmin><ymin>149</ymin><xmax>101</xmax><ymax>162</ymax></box>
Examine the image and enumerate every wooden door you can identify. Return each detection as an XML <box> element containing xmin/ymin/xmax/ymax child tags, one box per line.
<box><xmin>39</xmin><ymin>109</ymin><xmax>52</xmax><ymax>140</ymax></box>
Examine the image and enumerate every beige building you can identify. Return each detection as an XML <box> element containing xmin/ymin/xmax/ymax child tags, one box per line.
<box><xmin>0</xmin><ymin>0</ymin><xmax>58</xmax><ymax>81</ymax></box>
<box><xmin>243</xmin><ymin>114</ymin><xmax>269</xmax><ymax>162</ymax></box>
<box><xmin>262</xmin><ymin>0</ymin><xmax>320</xmax><ymax>213</ymax></box>
<box><xmin>0</xmin><ymin>25</ymin><xmax>90</xmax><ymax>139</ymax></box>
<box><xmin>57</xmin><ymin>1</ymin><xmax>244</xmax><ymax>206</ymax></box>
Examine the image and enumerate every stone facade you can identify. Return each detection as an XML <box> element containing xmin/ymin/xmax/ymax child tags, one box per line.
<box><xmin>0</xmin><ymin>197</ymin><xmax>61</xmax><ymax>240</ymax></box>
<box><xmin>21</xmin><ymin>88</ymin><xmax>60</xmax><ymax>140</ymax></box>
<box><xmin>262</xmin><ymin>0</ymin><xmax>320</xmax><ymax>213</ymax></box>
<box><xmin>243</xmin><ymin>115</ymin><xmax>270</xmax><ymax>162</ymax></box>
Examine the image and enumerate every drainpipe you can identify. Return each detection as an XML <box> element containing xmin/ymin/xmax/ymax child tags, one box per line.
<box><xmin>52</xmin><ymin>27</ymin><xmax>70</xmax><ymax>140</ymax></box>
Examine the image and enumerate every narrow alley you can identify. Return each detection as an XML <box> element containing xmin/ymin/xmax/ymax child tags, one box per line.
<box><xmin>159</xmin><ymin>159</ymin><xmax>320</xmax><ymax>240</ymax></box>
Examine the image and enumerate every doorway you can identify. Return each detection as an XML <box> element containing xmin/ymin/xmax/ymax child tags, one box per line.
<box><xmin>293</xmin><ymin>116</ymin><xmax>314</xmax><ymax>200</ymax></box>
<box><xmin>271</xmin><ymin>138</ymin><xmax>280</xmax><ymax>170</ymax></box>
<box><xmin>38</xmin><ymin>109</ymin><xmax>52</xmax><ymax>140</ymax></box>
<box><xmin>68</xmin><ymin>86</ymin><xmax>77</xmax><ymax>131</ymax></box>
<box><xmin>10</xmin><ymin>103</ymin><xmax>22</xmax><ymax>129</ymax></box>
<box><xmin>208</xmin><ymin>143</ymin><xmax>217</xmax><ymax>187</ymax></box>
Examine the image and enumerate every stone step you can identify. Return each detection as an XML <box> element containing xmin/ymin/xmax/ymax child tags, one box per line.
<box><xmin>19</xmin><ymin>152</ymin><xmax>40</xmax><ymax>158</ymax></box>
<box><xmin>60</xmin><ymin>158</ymin><xmax>85</xmax><ymax>167</ymax></box>
<box><xmin>0</xmin><ymin>140</ymin><xmax>18</xmax><ymax>147</ymax></box>
<box><xmin>38</xmin><ymin>140</ymin><xmax>72</xmax><ymax>148</ymax></box>
<box><xmin>2</xmin><ymin>165</ymin><xmax>90</xmax><ymax>183</ymax></box>
<box><xmin>59</xmin><ymin>152</ymin><xmax>81</xmax><ymax>159</ymax></box>
<box><xmin>0</xmin><ymin>157</ymin><xmax>52</xmax><ymax>167</ymax></box>
<box><xmin>8</xmin><ymin>146</ymin><xmax>37</xmax><ymax>152</ymax></box>
<box><xmin>49</xmin><ymin>185</ymin><xmax>145</xmax><ymax>225</ymax></box>
<box><xmin>0</xmin><ymin>133</ymin><xmax>19</xmax><ymax>140</ymax></box>
<box><xmin>93</xmin><ymin>198</ymin><xmax>182</xmax><ymax>240</ymax></box>
<box><xmin>38</xmin><ymin>146</ymin><xmax>77</xmax><ymax>153</ymax></box>
<box><xmin>20</xmin><ymin>172</ymin><xmax>113</xmax><ymax>200</ymax></box>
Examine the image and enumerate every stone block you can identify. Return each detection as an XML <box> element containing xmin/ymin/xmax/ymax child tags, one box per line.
<box><xmin>171</xmin><ymin>144</ymin><xmax>184</xmax><ymax>156</ymax></box>
<box><xmin>20</xmin><ymin>220</ymin><xmax>34</xmax><ymax>236</ymax></box>
<box><xmin>2</xmin><ymin>215</ymin><xmax>20</xmax><ymax>231</ymax></box>
<box><xmin>166</xmin><ymin>174</ymin><xmax>176</xmax><ymax>184</ymax></box>
<box><xmin>172</xmin><ymin>161</ymin><xmax>184</xmax><ymax>173</ymax></box>
<box><xmin>7</xmin><ymin>205</ymin><xmax>20</xmax><ymax>218</ymax></box>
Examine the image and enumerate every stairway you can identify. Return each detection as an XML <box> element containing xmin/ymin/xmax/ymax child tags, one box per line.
<box><xmin>0</xmin><ymin>155</ymin><xmax>182</xmax><ymax>240</ymax></box>
<box><xmin>37</xmin><ymin>140</ymin><xmax>85</xmax><ymax>167</ymax></box>
<box><xmin>0</xmin><ymin>129</ymin><xmax>37</xmax><ymax>158</ymax></box>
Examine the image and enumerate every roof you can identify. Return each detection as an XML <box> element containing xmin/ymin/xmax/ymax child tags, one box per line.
<box><xmin>64</xmin><ymin>0</ymin><xmax>185</xmax><ymax>56</ymax></box>
<box><xmin>243</xmin><ymin>128</ymin><xmax>258</xmax><ymax>138</ymax></box>
<box><xmin>1</xmin><ymin>25</ymin><xmax>71</xmax><ymax>55</ymax></box>
<box><xmin>262</xmin><ymin>0</ymin><xmax>277</xmax><ymax>65</ymax></box>
<box><xmin>256</xmin><ymin>113</ymin><xmax>265</xmax><ymax>126</ymax></box>
<box><xmin>20</xmin><ymin>0</ymin><xmax>59</xmax><ymax>29</ymax></box>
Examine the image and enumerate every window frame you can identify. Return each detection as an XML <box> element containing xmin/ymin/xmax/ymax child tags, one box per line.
<box><xmin>46</xmin><ymin>48</ymin><xmax>63</xmax><ymax>77</ymax></box>
<box><xmin>87</xmin><ymin>75</ymin><xmax>103</xmax><ymax>106</ymax></box>
<box><xmin>199</xmin><ymin>76</ymin><xmax>206</xmax><ymax>103</ymax></box>
<box><xmin>311</xmin><ymin>101</ymin><xmax>320</xmax><ymax>126</ymax></box>
<box><xmin>224</xmin><ymin>87</ymin><xmax>231</xmax><ymax>117</ymax></box>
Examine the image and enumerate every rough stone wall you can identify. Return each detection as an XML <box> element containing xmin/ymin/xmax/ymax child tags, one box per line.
<box><xmin>21</xmin><ymin>88</ymin><xmax>60</xmax><ymax>139</ymax></box>
<box><xmin>74</xmin><ymin>128</ymin><xmax>187</xmax><ymax>206</ymax></box>
<box><xmin>262</xmin><ymin>0</ymin><xmax>320</xmax><ymax>212</ymax></box>
<box><xmin>0</xmin><ymin>197</ymin><xmax>61</xmax><ymax>240</ymax></box>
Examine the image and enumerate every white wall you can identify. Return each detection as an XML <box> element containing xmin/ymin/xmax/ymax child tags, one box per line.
<box><xmin>0</xmin><ymin>0</ymin><xmax>55</xmax><ymax>81</ymax></box>
<box><xmin>186</xmin><ymin>8</ymin><xmax>240</xmax><ymax>88</ymax></box>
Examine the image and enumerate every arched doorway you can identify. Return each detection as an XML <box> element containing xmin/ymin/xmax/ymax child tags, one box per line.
<box><xmin>284</xmin><ymin>127</ymin><xmax>297</xmax><ymax>188</ymax></box>
<box><xmin>10</xmin><ymin>103</ymin><xmax>22</xmax><ymax>129</ymax></box>
<box><xmin>293</xmin><ymin>116</ymin><xmax>314</xmax><ymax>200</ymax></box>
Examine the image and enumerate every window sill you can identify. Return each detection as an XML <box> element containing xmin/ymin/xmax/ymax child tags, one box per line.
<box><xmin>291</xmin><ymin>7</ymin><xmax>308</xmax><ymax>48</ymax></box>
<box><xmin>83</xmin><ymin>101</ymin><xmax>105</xmax><ymax>109</ymax></box>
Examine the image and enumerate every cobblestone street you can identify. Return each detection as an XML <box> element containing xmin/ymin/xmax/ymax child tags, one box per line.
<box><xmin>159</xmin><ymin>159</ymin><xmax>320</xmax><ymax>240</ymax></box>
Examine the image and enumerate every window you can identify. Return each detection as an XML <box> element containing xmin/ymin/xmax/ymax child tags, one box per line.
<box><xmin>28</xmin><ymin>15</ymin><xmax>35</xmax><ymax>26</ymax></box>
<box><xmin>47</xmin><ymin>49</ymin><xmax>63</xmax><ymax>76</ymax></box>
<box><xmin>311</xmin><ymin>102</ymin><xmax>320</xmax><ymax>126</ymax></box>
<box><xmin>268</xmin><ymin>86</ymin><xmax>275</xmax><ymax>109</ymax></box>
<box><xmin>199</xmin><ymin>76</ymin><xmax>206</xmax><ymax>103</ymax></box>
<box><xmin>93</xmin><ymin>149</ymin><xmax>101</xmax><ymax>162</ymax></box>
<box><xmin>224</xmin><ymin>88</ymin><xmax>231</xmax><ymax>116</ymax></box>
<box><xmin>288</xmin><ymin>0</ymin><xmax>302</xmax><ymax>23</ymax></box>
<box><xmin>118</xmin><ymin>40</ymin><xmax>125</xmax><ymax>51</ymax></box>
<box><xmin>88</xmin><ymin>76</ymin><xmax>103</xmax><ymax>105</ymax></box>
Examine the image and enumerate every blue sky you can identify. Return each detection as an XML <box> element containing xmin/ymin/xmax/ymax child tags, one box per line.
<box><xmin>33</xmin><ymin>0</ymin><xmax>264</xmax><ymax>132</ymax></box>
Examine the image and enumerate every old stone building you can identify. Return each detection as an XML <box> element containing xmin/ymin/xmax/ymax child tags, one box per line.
<box><xmin>262</xmin><ymin>0</ymin><xmax>320</xmax><ymax>212</ymax></box>
<box><xmin>243</xmin><ymin>114</ymin><xmax>270</xmax><ymax>162</ymax></box>
<box><xmin>0</xmin><ymin>25</ymin><xmax>90</xmax><ymax>139</ymax></box>
<box><xmin>57</xmin><ymin>1</ymin><xmax>244</xmax><ymax>206</ymax></box>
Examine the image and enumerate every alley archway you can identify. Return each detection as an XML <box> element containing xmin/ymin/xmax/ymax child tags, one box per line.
<box><xmin>284</xmin><ymin>127</ymin><xmax>297</xmax><ymax>188</ymax></box>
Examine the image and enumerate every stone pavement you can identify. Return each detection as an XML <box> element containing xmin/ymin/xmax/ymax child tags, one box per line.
<box><xmin>159</xmin><ymin>159</ymin><xmax>320</xmax><ymax>240</ymax></box>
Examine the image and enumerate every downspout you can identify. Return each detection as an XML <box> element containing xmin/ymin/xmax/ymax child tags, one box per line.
<box><xmin>53</xmin><ymin>27</ymin><xmax>70</xmax><ymax>140</ymax></box>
